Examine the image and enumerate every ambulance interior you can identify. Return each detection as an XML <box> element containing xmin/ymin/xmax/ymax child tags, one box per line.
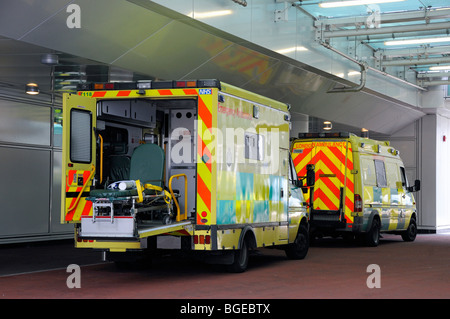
<box><xmin>91</xmin><ymin>97</ymin><xmax>197</xmax><ymax>225</ymax></box>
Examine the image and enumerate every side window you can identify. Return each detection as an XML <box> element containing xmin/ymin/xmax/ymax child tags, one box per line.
<box><xmin>361</xmin><ymin>157</ymin><xmax>377</xmax><ymax>186</ymax></box>
<box><xmin>385</xmin><ymin>162</ymin><xmax>400</xmax><ymax>188</ymax></box>
<box><xmin>400</xmin><ymin>166</ymin><xmax>408</xmax><ymax>188</ymax></box>
<box><xmin>374</xmin><ymin>160</ymin><xmax>387</xmax><ymax>188</ymax></box>
<box><xmin>244</xmin><ymin>132</ymin><xmax>264</xmax><ymax>161</ymax></box>
<box><xmin>288</xmin><ymin>155</ymin><xmax>297</xmax><ymax>184</ymax></box>
<box><xmin>70</xmin><ymin>109</ymin><xmax>92</xmax><ymax>163</ymax></box>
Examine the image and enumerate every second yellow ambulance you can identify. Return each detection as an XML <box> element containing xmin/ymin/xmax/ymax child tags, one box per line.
<box><xmin>291</xmin><ymin>132</ymin><xmax>420</xmax><ymax>246</ymax></box>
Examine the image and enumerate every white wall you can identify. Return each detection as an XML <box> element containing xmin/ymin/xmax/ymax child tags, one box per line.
<box><xmin>386</xmin><ymin>112</ymin><xmax>450</xmax><ymax>233</ymax></box>
<box><xmin>435</xmin><ymin>113</ymin><xmax>450</xmax><ymax>232</ymax></box>
<box><xmin>418</xmin><ymin>115</ymin><xmax>437</xmax><ymax>231</ymax></box>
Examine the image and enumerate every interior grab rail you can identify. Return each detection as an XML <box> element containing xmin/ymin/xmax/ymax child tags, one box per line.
<box><xmin>169</xmin><ymin>174</ymin><xmax>188</xmax><ymax>222</ymax></box>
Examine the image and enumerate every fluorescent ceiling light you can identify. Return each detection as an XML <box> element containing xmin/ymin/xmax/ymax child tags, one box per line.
<box><xmin>276</xmin><ymin>46</ymin><xmax>308</xmax><ymax>54</ymax></box>
<box><xmin>385</xmin><ymin>36</ymin><xmax>450</xmax><ymax>46</ymax></box>
<box><xmin>429</xmin><ymin>65</ymin><xmax>450</xmax><ymax>71</ymax></box>
<box><xmin>189</xmin><ymin>10</ymin><xmax>233</xmax><ymax>19</ymax></box>
<box><xmin>319</xmin><ymin>0</ymin><xmax>405</xmax><ymax>8</ymax></box>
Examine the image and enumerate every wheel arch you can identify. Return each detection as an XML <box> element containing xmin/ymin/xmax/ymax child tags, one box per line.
<box><xmin>238</xmin><ymin>226</ymin><xmax>257</xmax><ymax>250</ymax></box>
<box><xmin>366</xmin><ymin>209</ymin><xmax>381</xmax><ymax>232</ymax></box>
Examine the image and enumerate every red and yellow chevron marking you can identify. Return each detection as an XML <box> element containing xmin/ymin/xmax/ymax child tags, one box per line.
<box><xmin>292</xmin><ymin>141</ymin><xmax>354</xmax><ymax>223</ymax></box>
<box><xmin>196</xmin><ymin>93</ymin><xmax>214</xmax><ymax>225</ymax></box>
<box><xmin>65</xmin><ymin>169</ymin><xmax>93</xmax><ymax>222</ymax></box>
<box><xmin>77</xmin><ymin>89</ymin><xmax>200</xmax><ymax>99</ymax></box>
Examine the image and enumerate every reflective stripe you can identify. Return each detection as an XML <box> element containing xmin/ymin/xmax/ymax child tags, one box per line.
<box><xmin>196</xmin><ymin>93</ymin><xmax>213</xmax><ymax>225</ymax></box>
<box><xmin>65</xmin><ymin>169</ymin><xmax>92</xmax><ymax>222</ymax></box>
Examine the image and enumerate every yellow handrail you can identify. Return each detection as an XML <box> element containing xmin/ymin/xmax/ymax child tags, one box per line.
<box><xmin>99</xmin><ymin>134</ymin><xmax>103</xmax><ymax>184</ymax></box>
<box><xmin>169</xmin><ymin>174</ymin><xmax>188</xmax><ymax>222</ymax></box>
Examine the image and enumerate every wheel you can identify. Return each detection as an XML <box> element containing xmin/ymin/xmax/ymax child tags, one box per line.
<box><xmin>162</xmin><ymin>214</ymin><xmax>173</xmax><ymax>225</ymax></box>
<box><xmin>227</xmin><ymin>238</ymin><xmax>249</xmax><ymax>273</ymax></box>
<box><xmin>365</xmin><ymin>218</ymin><xmax>380</xmax><ymax>247</ymax></box>
<box><xmin>285</xmin><ymin>225</ymin><xmax>309</xmax><ymax>260</ymax></box>
<box><xmin>401</xmin><ymin>217</ymin><xmax>417</xmax><ymax>242</ymax></box>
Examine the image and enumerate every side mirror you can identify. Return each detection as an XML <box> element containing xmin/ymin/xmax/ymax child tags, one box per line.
<box><xmin>407</xmin><ymin>179</ymin><xmax>421</xmax><ymax>192</ymax></box>
<box><xmin>306</xmin><ymin>164</ymin><xmax>315</xmax><ymax>187</ymax></box>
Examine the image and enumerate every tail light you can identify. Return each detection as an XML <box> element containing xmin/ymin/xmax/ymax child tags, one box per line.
<box><xmin>354</xmin><ymin>194</ymin><xmax>362</xmax><ymax>213</ymax></box>
<box><xmin>193</xmin><ymin>235</ymin><xmax>211</xmax><ymax>245</ymax></box>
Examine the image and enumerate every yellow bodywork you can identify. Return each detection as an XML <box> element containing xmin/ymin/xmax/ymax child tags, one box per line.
<box><xmin>291</xmin><ymin>133</ymin><xmax>416</xmax><ymax>234</ymax></box>
<box><xmin>62</xmin><ymin>81</ymin><xmax>307</xmax><ymax>254</ymax></box>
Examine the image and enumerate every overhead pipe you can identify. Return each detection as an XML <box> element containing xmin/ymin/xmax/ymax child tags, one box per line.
<box><xmin>323</xmin><ymin>21</ymin><xmax>450</xmax><ymax>38</ymax></box>
<box><xmin>381</xmin><ymin>56</ymin><xmax>450</xmax><ymax>67</ymax></box>
<box><xmin>380</xmin><ymin>45</ymin><xmax>450</xmax><ymax>58</ymax></box>
<box><xmin>231</xmin><ymin>0</ymin><xmax>247</xmax><ymax>6</ymax></box>
<box><xmin>418</xmin><ymin>79</ymin><xmax>450</xmax><ymax>87</ymax></box>
<box><xmin>417</xmin><ymin>72</ymin><xmax>450</xmax><ymax>78</ymax></box>
<box><xmin>319</xmin><ymin>41</ymin><xmax>367</xmax><ymax>93</ymax></box>
<box><xmin>319</xmin><ymin>41</ymin><xmax>427</xmax><ymax>91</ymax></box>
<box><xmin>315</xmin><ymin>8</ymin><xmax>450</xmax><ymax>28</ymax></box>
<box><xmin>352</xmin><ymin>29</ymin><xmax>450</xmax><ymax>42</ymax></box>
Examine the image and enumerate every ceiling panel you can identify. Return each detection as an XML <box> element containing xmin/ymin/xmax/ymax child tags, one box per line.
<box><xmin>113</xmin><ymin>21</ymin><xmax>234</xmax><ymax>80</ymax></box>
<box><xmin>0</xmin><ymin>0</ymin><xmax>427</xmax><ymax>135</ymax></box>
<box><xmin>16</xmin><ymin>0</ymin><xmax>173</xmax><ymax>64</ymax></box>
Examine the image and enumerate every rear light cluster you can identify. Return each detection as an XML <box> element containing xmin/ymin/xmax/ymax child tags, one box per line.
<box><xmin>77</xmin><ymin>237</ymin><xmax>94</xmax><ymax>243</ymax></box>
<box><xmin>354</xmin><ymin>194</ymin><xmax>363</xmax><ymax>213</ymax></box>
<box><xmin>77</xmin><ymin>79</ymin><xmax>220</xmax><ymax>91</ymax></box>
<box><xmin>193</xmin><ymin>234</ymin><xmax>211</xmax><ymax>245</ymax></box>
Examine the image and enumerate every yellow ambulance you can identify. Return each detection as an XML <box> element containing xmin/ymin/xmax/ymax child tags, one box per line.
<box><xmin>61</xmin><ymin>79</ymin><xmax>311</xmax><ymax>272</ymax></box>
<box><xmin>291</xmin><ymin>132</ymin><xmax>420</xmax><ymax>246</ymax></box>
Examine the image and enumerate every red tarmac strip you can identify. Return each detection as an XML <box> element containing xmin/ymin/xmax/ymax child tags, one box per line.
<box><xmin>0</xmin><ymin>234</ymin><xmax>449</xmax><ymax>299</ymax></box>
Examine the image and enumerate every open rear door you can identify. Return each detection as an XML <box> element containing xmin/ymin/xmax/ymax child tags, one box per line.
<box><xmin>61</xmin><ymin>93</ymin><xmax>97</xmax><ymax>223</ymax></box>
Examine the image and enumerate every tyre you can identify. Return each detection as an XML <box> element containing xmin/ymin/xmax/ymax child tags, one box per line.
<box><xmin>285</xmin><ymin>225</ymin><xmax>309</xmax><ymax>260</ymax></box>
<box><xmin>227</xmin><ymin>237</ymin><xmax>249</xmax><ymax>273</ymax></box>
<box><xmin>365</xmin><ymin>217</ymin><xmax>380</xmax><ymax>247</ymax></box>
<box><xmin>401</xmin><ymin>217</ymin><xmax>417</xmax><ymax>242</ymax></box>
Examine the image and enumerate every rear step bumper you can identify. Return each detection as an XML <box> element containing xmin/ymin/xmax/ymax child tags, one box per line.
<box><xmin>310</xmin><ymin>210</ymin><xmax>346</xmax><ymax>228</ymax></box>
<box><xmin>80</xmin><ymin>215</ymin><xmax>193</xmax><ymax>239</ymax></box>
<box><xmin>138</xmin><ymin>221</ymin><xmax>193</xmax><ymax>238</ymax></box>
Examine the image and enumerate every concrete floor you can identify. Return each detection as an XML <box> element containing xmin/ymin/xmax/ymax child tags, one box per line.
<box><xmin>0</xmin><ymin>233</ymin><xmax>449</xmax><ymax>300</ymax></box>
